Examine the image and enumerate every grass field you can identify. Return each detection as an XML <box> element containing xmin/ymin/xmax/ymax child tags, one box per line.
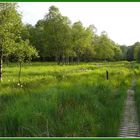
<box><xmin>0</xmin><ymin>61</ymin><xmax>139</xmax><ymax>137</ymax></box>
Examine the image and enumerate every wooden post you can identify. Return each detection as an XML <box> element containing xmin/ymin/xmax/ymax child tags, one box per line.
<box><xmin>106</xmin><ymin>70</ymin><xmax>109</xmax><ymax>80</ymax></box>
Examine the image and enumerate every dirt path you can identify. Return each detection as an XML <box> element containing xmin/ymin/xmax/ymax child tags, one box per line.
<box><xmin>119</xmin><ymin>79</ymin><xmax>140</xmax><ymax>137</ymax></box>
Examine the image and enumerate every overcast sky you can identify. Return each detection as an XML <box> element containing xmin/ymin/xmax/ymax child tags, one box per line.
<box><xmin>18</xmin><ymin>2</ymin><xmax>140</xmax><ymax>46</ymax></box>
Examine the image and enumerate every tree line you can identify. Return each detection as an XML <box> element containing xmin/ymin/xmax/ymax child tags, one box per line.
<box><xmin>21</xmin><ymin>5</ymin><xmax>140</xmax><ymax>64</ymax></box>
<box><xmin>121</xmin><ymin>42</ymin><xmax>140</xmax><ymax>63</ymax></box>
<box><xmin>0</xmin><ymin>3</ymin><xmax>140</xmax><ymax>82</ymax></box>
<box><xmin>22</xmin><ymin>6</ymin><xmax>123</xmax><ymax>64</ymax></box>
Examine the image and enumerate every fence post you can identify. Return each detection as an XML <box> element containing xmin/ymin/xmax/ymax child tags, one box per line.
<box><xmin>106</xmin><ymin>70</ymin><xmax>109</xmax><ymax>80</ymax></box>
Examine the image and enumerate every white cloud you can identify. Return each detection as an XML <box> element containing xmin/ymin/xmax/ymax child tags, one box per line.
<box><xmin>18</xmin><ymin>2</ymin><xmax>140</xmax><ymax>46</ymax></box>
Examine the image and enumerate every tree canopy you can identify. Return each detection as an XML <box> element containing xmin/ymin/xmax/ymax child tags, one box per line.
<box><xmin>22</xmin><ymin>5</ymin><xmax>125</xmax><ymax>63</ymax></box>
<box><xmin>1</xmin><ymin>3</ymin><xmax>140</xmax><ymax>69</ymax></box>
<box><xmin>0</xmin><ymin>3</ymin><xmax>38</xmax><ymax>82</ymax></box>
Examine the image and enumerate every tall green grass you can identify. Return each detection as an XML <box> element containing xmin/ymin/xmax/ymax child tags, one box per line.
<box><xmin>0</xmin><ymin>62</ymin><xmax>132</xmax><ymax>136</ymax></box>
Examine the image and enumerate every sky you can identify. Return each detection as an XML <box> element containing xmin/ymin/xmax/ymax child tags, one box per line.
<box><xmin>18</xmin><ymin>2</ymin><xmax>140</xmax><ymax>46</ymax></box>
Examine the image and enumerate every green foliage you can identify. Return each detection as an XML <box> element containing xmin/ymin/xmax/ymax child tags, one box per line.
<box><xmin>1</xmin><ymin>4</ymin><xmax>139</xmax><ymax>64</ymax></box>
<box><xmin>14</xmin><ymin>40</ymin><xmax>38</xmax><ymax>63</ymax></box>
<box><xmin>43</xmin><ymin>6</ymin><xmax>72</xmax><ymax>63</ymax></box>
<box><xmin>120</xmin><ymin>45</ymin><xmax>128</xmax><ymax>60</ymax></box>
<box><xmin>134</xmin><ymin>42</ymin><xmax>140</xmax><ymax>62</ymax></box>
<box><xmin>0</xmin><ymin>62</ymin><xmax>133</xmax><ymax>136</ymax></box>
<box><xmin>126</xmin><ymin>42</ymin><xmax>140</xmax><ymax>61</ymax></box>
<box><xmin>21</xmin><ymin>23</ymin><xmax>47</xmax><ymax>60</ymax></box>
<box><xmin>0</xmin><ymin>3</ymin><xmax>38</xmax><ymax>82</ymax></box>
<box><xmin>0</xmin><ymin>3</ymin><xmax>22</xmax><ymax>56</ymax></box>
<box><xmin>23</xmin><ymin>5</ymin><xmax>124</xmax><ymax>63</ymax></box>
<box><xmin>93</xmin><ymin>33</ymin><xmax>121</xmax><ymax>61</ymax></box>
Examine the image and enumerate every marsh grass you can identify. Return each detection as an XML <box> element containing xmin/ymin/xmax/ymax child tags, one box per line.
<box><xmin>0</xmin><ymin>62</ymin><xmax>133</xmax><ymax>136</ymax></box>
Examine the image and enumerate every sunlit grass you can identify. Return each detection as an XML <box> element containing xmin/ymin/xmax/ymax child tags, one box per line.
<box><xmin>0</xmin><ymin>61</ymin><xmax>136</xmax><ymax>136</ymax></box>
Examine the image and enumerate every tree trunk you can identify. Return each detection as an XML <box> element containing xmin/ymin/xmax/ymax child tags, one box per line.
<box><xmin>0</xmin><ymin>50</ymin><xmax>3</xmax><ymax>82</ymax></box>
<box><xmin>71</xmin><ymin>57</ymin><xmax>73</xmax><ymax>64</ymax></box>
<box><xmin>18</xmin><ymin>61</ymin><xmax>22</xmax><ymax>83</ymax></box>
<box><xmin>42</xmin><ymin>57</ymin><xmax>46</xmax><ymax>62</ymax></box>
<box><xmin>6</xmin><ymin>56</ymin><xmax>9</xmax><ymax>67</ymax></box>
<box><xmin>62</xmin><ymin>55</ymin><xmax>65</xmax><ymax>65</ymax></box>
<box><xmin>55</xmin><ymin>55</ymin><xmax>58</xmax><ymax>64</ymax></box>
<box><xmin>66</xmin><ymin>57</ymin><xmax>69</xmax><ymax>65</ymax></box>
<box><xmin>56</xmin><ymin>55</ymin><xmax>60</xmax><ymax>65</ymax></box>
<box><xmin>58</xmin><ymin>55</ymin><xmax>61</xmax><ymax>65</ymax></box>
<box><xmin>56</xmin><ymin>48</ymin><xmax>60</xmax><ymax>65</ymax></box>
<box><xmin>77</xmin><ymin>57</ymin><xmax>80</xmax><ymax>64</ymax></box>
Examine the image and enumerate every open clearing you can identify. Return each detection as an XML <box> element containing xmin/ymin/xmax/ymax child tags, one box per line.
<box><xmin>1</xmin><ymin>61</ymin><xmax>140</xmax><ymax>137</ymax></box>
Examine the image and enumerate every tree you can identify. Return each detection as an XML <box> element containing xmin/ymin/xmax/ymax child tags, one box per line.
<box><xmin>126</xmin><ymin>46</ymin><xmax>134</xmax><ymax>61</ymax></box>
<box><xmin>43</xmin><ymin>6</ymin><xmax>72</xmax><ymax>64</ymax></box>
<box><xmin>82</xmin><ymin>25</ymin><xmax>95</xmax><ymax>61</ymax></box>
<box><xmin>0</xmin><ymin>3</ymin><xmax>22</xmax><ymax>81</ymax></box>
<box><xmin>120</xmin><ymin>45</ymin><xmax>128</xmax><ymax>60</ymax></box>
<box><xmin>14</xmin><ymin>40</ymin><xmax>38</xmax><ymax>83</ymax></box>
<box><xmin>111</xmin><ymin>41</ymin><xmax>122</xmax><ymax>61</ymax></box>
<box><xmin>113</xmin><ymin>46</ymin><xmax>122</xmax><ymax>61</ymax></box>
<box><xmin>21</xmin><ymin>23</ymin><xmax>48</xmax><ymax>61</ymax></box>
<box><xmin>93</xmin><ymin>32</ymin><xmax>115</xmax><ymax>61</ymax></box>
<box><xmin>72</xmin><ymin>21</ymin><xmax>94</xmax><ymax>63</ymax></box>
<box><xmin>126</xmin><ymin>42</ymin><xmax>140</xmax><ymax>61</ymax></box>
<box><xmin>134</xmin><ymin>42</ymin><xmax>140</xmax><ymax>62</ymax></box>
<box><xmin>136</xmin><ymin>48</ymin><xmax>140</xmax><ymax>63</ymax></box>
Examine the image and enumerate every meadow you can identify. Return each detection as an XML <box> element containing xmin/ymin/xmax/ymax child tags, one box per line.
<box><xmin>0</xmin><ymin>61</ymin><xmax>139</xmax><ymax>137</ymax></box>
